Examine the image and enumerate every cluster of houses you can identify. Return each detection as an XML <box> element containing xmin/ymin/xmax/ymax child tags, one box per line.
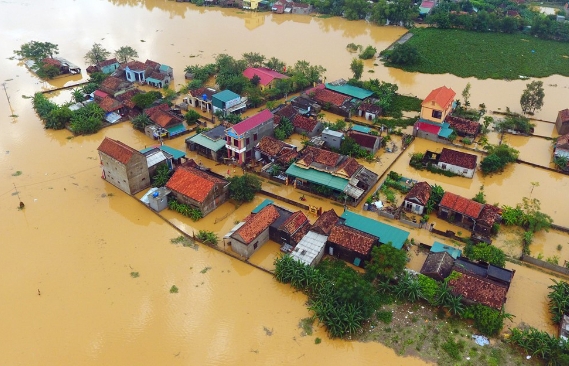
<box><xmin>97</xmin><ymin>137</ymin><xmax>230</xmax><ymax>217</ymax></box>
<box><xmin>554</xmin><ymin>109</ymin><xmax>569</xmax><ymax>171</ymax></box>
<box><xmin>401</xmin><ymin>180</ymin><xmax>502</xmax><ymax>238</ymax></box>
<box><xmin>421</xmin><ymin>249</ymin><xmax>515</xmax><ymax>310</ymax></box>
<box><xmin>25</xmin><ymin>56</ymin><xmax>82</xmax><ymax>77</ymax></box>
<box><xmin>81</xmin><ymin>58</ymin><xmax>182</xmax><ymax>131</ymax></box>
<box><xmin>225</xmin><ymin>199</ymin><xmax>410</xmax><ymax>265</ymax></box>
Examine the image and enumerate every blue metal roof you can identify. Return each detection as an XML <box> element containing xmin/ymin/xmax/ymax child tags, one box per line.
<box><xmin>351</xmin><ymin>125</ymin><xmax>371</xmax><ymax>134</ymax></box>
<box><xmin>140</xmin><ymin>144</ymin><xmax>186</xmax><ymax>160</ymax></box>
<box><xmin>431</xmin><ymin>241</ymin><xmax>462</xmax><ymax>259</ymax></box>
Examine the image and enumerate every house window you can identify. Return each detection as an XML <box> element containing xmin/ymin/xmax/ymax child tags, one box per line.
<box><xmin>253</xmin><ymin>133</ymin><xmax>258</xmax><ymax>141</ymax></box>
<box><xmin>463</xmin><ymin>169</ymin><xmax>468</xmax><ymax>174</ymax></box>
<box><xmin>441</xmin><ymin>164</ymin><xmax>447</xmax><ymax>169</ymax></box>
<box><xmin>432</xmin><ymin>110</ymin><xmax>443</xmax><ymax>119</ymax></box>
<box><xmin>253</xmin><ymin>241</ymin><xmax>258</xmax><ymax>249</ymax></box>
<box><xmin>246</xmin><ymin>137</ymin><xmax>250</xmax><ymax>145</ymax></box>
<box><xmin>233</xmin><ymin>139</ymin><xmax>239</xmax><ymax>147</ymax></box>
<box><xmin>226</xmin><ymin>136</ymin><xmax>230</xmax><ymax>143</ymax></box>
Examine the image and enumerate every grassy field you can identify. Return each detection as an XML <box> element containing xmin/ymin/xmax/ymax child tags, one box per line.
<box><xmin>385</xmin><ymin>28</ymin><xmax>569</xmax><ymax>80</ymax></box>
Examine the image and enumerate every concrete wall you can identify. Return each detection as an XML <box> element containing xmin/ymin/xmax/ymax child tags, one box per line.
<box><xmin>322</xmin><ymin>131</ymin><xmax>343</xmax><ymax>150</ymax></box>
<box><xmin>100</xmin><ymin>153</ymin><xmax>150</xmax><ymax>194</ymax></box>
<box><xmin>403</xmin><ymin>200</ymin><xmax>425</xmax><ymax>215</ymax></box>
<box><xmin>437</xmin><ymin>162</ymin><xmax>475</xmax><ymax>178</ymax></box>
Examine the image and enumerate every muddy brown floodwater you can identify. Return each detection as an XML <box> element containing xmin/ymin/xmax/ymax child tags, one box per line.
<box><xmin>1</xmin><ymin>0</ymin><xmax>569</xmax><ymax>364</ymax></box>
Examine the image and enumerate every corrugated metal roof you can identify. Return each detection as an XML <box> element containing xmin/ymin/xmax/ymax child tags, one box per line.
<box><xmin>325</xmin><ymin>83</ymin><xmax>374</xmax><ymax>100</ymax></box>
<box><xmin>140</xmin><ymin>145</ymin><xmax>186</xmax><ymax>160</ymax></box>
<box><xmin>285</xmin><ymin>164</ymin><xmax>348</xmax><ymax>191</ymax></box>
<box><xmin>252</xmin><ymin>199</ymin><xmax>274</xmax><ymax>213</ymax></box>
<box><xmin>213</xmin><ymin>89</ymin><xmax>240</xmax><ymax>103</ymax></box>
<box><xmin>187</xmin><ymin>133</ymin><xmax>226</xmax><ymax>152</ymax></box>
<box><xmin>438</xmin><ymin>122</ymin><xmax>454</xmax><ymax>138</ymax></box>
<box><xmin>145</xmin><ymin>150</ymin><xmax>168</xmax><ymax>167</ymax></box>
<box><xmin>167</xmin><ymin>124</ymin><xmax>187</xmax><ymax>137</ymax></box>
<box><xmin>290</xmin><ymin>231</ymin><xmax>328</xmax><ymax>266</ymax></box>
<box><xmin>431</xmin><ymin>241</ymin><xmax>462</xmax><ymax>259</ymax></box>
<box><xmin>340</xmin><ymin>211</ymin><xmax>409</xmax><ymax>250</ymax></box>
<box><xmin>351</xmin><ymin>125</ymin><xmax>371</xmax><ymax>134</ymax></box>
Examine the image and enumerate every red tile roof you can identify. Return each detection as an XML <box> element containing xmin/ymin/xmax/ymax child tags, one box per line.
<box><xmin>559</xmin><ymin>109</ymin><xmax>569</xmax><ymax>124</ymax></box>
<box><xmin>43</xmin><ymin>58</ymin><xmax>61</xmax><ymax>67</ymax></box>
<box><xmin>100</xmin><ymin>76</ymin><xmax>125</xmax><ymax>92</ymax></box>
<box><xmin>358</xmin><ymin>102</ymin><xmax>382</xmax><ymax>115</ymax></box>
<box><xmin>446</xmin><ymin>115</ymin><xmax>480</xmax><ymax>136</ymax></box>
<box><xmin>148</xmin><ymin>71</ymin><xmax>168</xmax><ymax>81</ymax></box>
<box><xmin>97</xmin><ymin>137</ymin><xmax>138</xmax><ymax>164</ymax></box>
<box><xmin>99</xmin><ymin>96</ymin><xmax>123</xmax><ymax>112</ymax></box>
<box><xmin>116</xmin><ymin>88</ymin><xmax>141</xmax><ymax>109</ymax></box>
<box><xmin>404</xmin><ymin>181</ymin><xmax>431</xmax><ymax>206</ymax></box>
<box><xmin>277</xmin><ymin>147</ymin><xmax>299</xmax><ymax>165</ymax></box>
<box><xmin>257</xmin><ymin>136</ymin><xmax>286</xmax><ymax>157</ymax></box>
<box><xmin>422</xmin><ymin>86</ymin><xmax>456</xmax><ymax>110</ymax></box>
<box><xmin>99</xmin><ymin>58</ymin><xmax>118</xmax><ymax>67</ymax></box>
<box><xmin>439</xmin><ymin>192</ymin><xmax>483</xmax><ymax>219</ymax></box>
<box><xmin>145</xmin><ymin>103</ymin><xmax>170</xmax><ymax>116</ymax></box>
<box><xmin>231</xmin><ymin>109</ymin><xmax>273</xmax><ymax>135</ymax></box>
<box><xmin>94</xmin><ymin>90</ymin><xmax>108</xmax><ymax>99</ymax></box>
<box><xmin>243</xmin><ymin>67</ymin><xmax>288</xmax><ymax>86</ymax></box>
<box><xmin>234</xmin><ymin>204</ymin><xmax>280</xmax><ymax>244</ymax></box>
<box><xmin>166</xmin><ymin>166</ymin><xmax>226</xmax><ymax>203</ymax></box>
<box><xmin>146</xmin><ymin>103</ymin><xmax>183</xmax><ymax>128</ymax></box>
<box><xmin>308</xmin><ymin>87</ymin><xmax>351</xmax><ymax>107</ymax></box>
<box><xmin>145</xmin><ymin>59</ymin><xmax>160</xmax><ymax>69</ymax></box>
<box><xmin>557</xmin><ymin>133</ymin><xmax>569</xmax><ymax>147</ymax></box>
<box><xmin>439</xmin><ymin>148</ymin><xmax>478</xmax><ymax>169</ymax></box>
<box><xmin>126</xmin><ymin>60</ymin><xmax>147</xmax><ymax>71</ymax></box>
<box><xmin>292</xmin><ymin>115</ymin><xmax>318</xmax><ymax>132</ymax></box>
<box><xmin>275</xmin><ymin>104</ymin><xmax>298</xmax><ymax>120</ymax></box>
<box><xmin>298</xmin><ymin>146</ymin><xmax>341</xmax><ymax>167</ymax></box>
<box><xmin>477</xmin><ymin>204</ymin><xmax>502</xmax><ymax>227</ymax></box>
<box><xmin>336</xmin><ymin>157</ymin><xmax>360</xmax><ymax>177</ymax></box>
<box><xmin>328</xmin><ymin>225</ymin><xmax>376</xmax><ymax>256</ymax></box>
<box><xmin>416</xmin><ymin>121</ymin><xmax>441</xmax><ymax>134</ymax></box>
<box><xmin>347</xmin><ymin>130</ymin><xmax>380</xmax><ymax>150</ymax></box>
<box><xmin>311</xmin><ymin>209</ymin><xmax>339</xmax><ymax>235</ymax></box>
<box><xmin>280</xmin><ymin>211</ymin><xmax>309</xmax><ymax>235</ymax></box>
<box><xmin>449</xmin><ymin>267</ymin><xmax>508</xmax><ymax>310</ymax></box>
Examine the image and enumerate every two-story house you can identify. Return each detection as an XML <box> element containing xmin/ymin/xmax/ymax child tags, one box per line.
<box><xmin>243</xmin><ymin>67</ymin><xmax>289</xmax><ymax>91</ymax></box>
<box><xmin>225</xmin><ymin>109</ymin><xmax>274</xmax><ymax>164</ymax></box>
<box><xmin>420</xmin><ymin>86</ymin><xmax>456</xmax><ymax>124</ymax></box>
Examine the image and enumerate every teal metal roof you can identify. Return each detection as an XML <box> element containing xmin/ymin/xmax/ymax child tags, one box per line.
<box><xmin>351</xmin><ymin>125</ymin><xmax>371</xmax><ymax>134</ymax></box>
<box><xmin>325</xmin><ymin>83</ymin><xmax>374</xmax><ymax>100</ymax></box>
<box><xmin>286</xmin><ymin>164</ymin><xmax>348</xmax><ymax>191</ymax></box>
<box><xmin>159</xmin><ymin>64</ymin><xmax>172</xmax><ymax>72</ymax></box>
<box><xmin>187</xmin><ymin>133</ymin><xmax>226</xmax><ymax>152</ymax></box>
<box><xmin>340</xmin><ymin>211</ymin><xmax>410</xmax><ymax>250</ymax></box>
<box><xmin>438</xmin><ymin>122</ymin><xmax>454</xmax><ymax>138</ymax></box>
<box><xmin>167</xmin><ymin>124</ymin><xmax>187</xmax><ymax>137</ymax></box>
<box><xmin>213</xmin><ymin>90</ymin><xmax>240</xmax><ymax>103</ymax></box>
<box><xmin>139</xmin><ymin>144</ymin><xmax>186</xmax><ymax>160</ymax></box>
<box><xmin>252</xmin><ymin>199</ymin><xmax>274</xmax><ymax>213</ymax></box>
<box><xmin>431</xmin><ymin>241</ymin><xmax>462</xmax><ymax>259</ymax></box>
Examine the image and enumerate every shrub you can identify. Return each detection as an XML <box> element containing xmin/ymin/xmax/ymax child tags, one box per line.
<box><xmin>196</xmin><ymin>230</ymin><xmax>218</xmax><ymax>246</ymax></box>
<box><xmin>470</xmin><ymin>304</ymin><xmax>507</xmax><ymax>336</ymax></box>
<box><xmin>464</xmin><ymin>242</ymin><xmax>506</xmax><ymax>268</ymax></box>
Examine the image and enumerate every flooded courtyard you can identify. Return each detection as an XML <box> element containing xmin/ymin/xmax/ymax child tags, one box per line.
<box><xmin>1</xmin><ymin>0</ymin><xmax>569</xmax><ymax>364</ymax></box>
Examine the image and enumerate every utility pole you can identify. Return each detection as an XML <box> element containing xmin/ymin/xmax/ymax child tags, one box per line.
<box><xmin>2</xmin><ymin>82</ymin><xmax>14</xmax><ymax>115</ymax></box>
<box><xmin>14</xmin><ymin>183</ymin><xmax>24</xmax><ymax>209</ymax></box>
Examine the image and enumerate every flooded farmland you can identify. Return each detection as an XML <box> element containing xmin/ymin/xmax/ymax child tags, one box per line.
<box><xmin>1</xmin><ymin>0</ymin><xmax>569</xmax><ymax>364</ymax></box>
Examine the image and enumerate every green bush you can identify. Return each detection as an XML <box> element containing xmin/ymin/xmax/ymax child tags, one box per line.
<box><xmin>464</xmin><ymin>242</ymin><xmax>506</xmax><ymax>268</ymax></box>
<box><xmin>168</xmin><ymin>200</ymin><xmax>203</xmax><ymax>221</ymax></box>
<box><xmin>470</xmin><ymin>304</ymin><xmax>506</xmax><ymax>336</ymax></box>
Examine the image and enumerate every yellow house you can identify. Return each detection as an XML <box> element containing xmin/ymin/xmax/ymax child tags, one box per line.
<box><xmin>243</xmin><ymin>0</ymin><xmax>260</xmax><ymax>10</ymax></box>
<box><xmin>420</xmin><ymin>86</ymin><xmax>456</xmax><ymax>124</ymax></box>
<box><xmin>243</xmin><ymin>67</ymin><xmax>289</xmax><ymax>91</ymax></box>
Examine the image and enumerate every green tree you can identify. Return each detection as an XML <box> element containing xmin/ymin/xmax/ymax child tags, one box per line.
<box><xmin>464</xmin><ymin>242</ymin><xmax>506</xmax><ymax>267</ymax></box>
<box><xmin>365</xmin><ymin>244</ymin><xmax>408</xmax><ymax>281</ymax></box>
<box><xmin>69</xmin><ymin>102</ymin><xmax>104</xmax><ymax>135</ymax></box>
<box><xmin>114</xmin><ymin>45</ymin><xmax>139</xmax><ymax>64</ymax></box>
<box><xmin>36</xmin><ymin>64</ymin><xmax>61</xmax><ymax>79</ymax></box>
<box><xmin>554</xmin><ymin>156</ymin><xmax>568</xmax><ymax>170</ymax></box>
<box><xmin>462</xmin><ymin>82</ymin><xmax>471</xmax><ymax>107</ymax></box>
<box><xmin>274</xmin><ymin>117</ymin><xmax>294</xmax><ymax>140</ymax></box>
<box><xmin>264</xmin><ymin>57</ymin><xmax>286</xmax><ymax>73</ymax></box>
<box><xmin>359</xmin><ymin>45</ymin><xmax>377</xmax><ymax>60</ymax></box>
<box><xmin>45</xmin><ymin>106</ymin><xmax>72</xmax><ymax>130</ymax></box>
<box><xmin>227</xmin><ymin>174</ymin><xmax>262</xmax><ymax>202</ymax></box>
<box><xmin>14</xmin><ymin>40</ymin><xmax>59</xmax><ymax>62</ymax></box>
<box><xmin>184</xmin><ymin>110</ymin><xmax>201</xmax><ymax>125</ymax></box>
<box><xmin>242</xmin><ymin>52</ymin><xmax>265</xmax><ymax>67</ymax></box>
<box><xmin>84</xmin><ymin>43</ymin><xmax>110</xmax><ymax>66</ymax></box>
<box><xmin>480</xmin><ymin>143</ymin><xmax>519</xmax><ymax>175</ymax></box>
<box><xmin>71</xmin><ymin>88</ymin><xmax>85</xmax><ymax>103</ymax></box>
<box><xmin>520</xmin><ymin>80</ymin><xmax>545</xmax><ymax>115</ymax></box>
<box><xmin>152</xmin><ymin>163</ymin><xmax>171</xmax><ymax>187</ymax></box>
<box><xmin>132</xmin><ymin>91</ymin><xmax>162</xmax><ymax>110</ymax></box>
<box><xmin>387</xmin><ymin>43</ymin><xmax>420</xmax><ymax>66</ymax></box>
<box><xmin>350</xmin><ymin>58</ymin><xmax>364</xmax><ymax>80</ymax></box>
<box><xmin>131</xmin><ymin>113</ymin><xmax>152</xmax><ymax>131</ymax></box>
<box><xmin>343</xmin><ymin>0</ymin><xmax>370</xmax><ymax>20</ymax></box>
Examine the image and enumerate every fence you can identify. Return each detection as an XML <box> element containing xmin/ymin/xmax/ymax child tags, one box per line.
<box><xmin>521</xmin><ymin>254</ymin><xmax>569</xmax><ymax>276</ymax></box>
<box><xmin>260</xmin><ymin>190</ymin><xmax>309</xmax><ymax>210</ymax></box>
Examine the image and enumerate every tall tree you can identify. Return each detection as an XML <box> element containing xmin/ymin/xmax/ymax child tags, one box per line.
<box><xmin>350</xmin><ymin>58</ymin><xmax>364</xmax><ymax>80</ymax></box>
<box><xmin>115</xmin><ymin>46</ymin><xmax>139</xmax><ymax>64</ymax></box>
<box><xmin>264</xmin><ymin>57</ymin><xmax>286</xmax><ymax>73</ymax></box>
<box><xmin>14</xmin><ymin>41</ymin><xmax>59</xmax><ymax>62</ymax></box>
<box><xmin>84</xmin><ymin>43</ymin><xmax>110</xmax><ymax>66</ymax></box>
<box><xmin>520</xmin><ymin>80</ymin><xmax>545</xmax><ymax>114</ymax></box>
<box><xmin>242</xmin><ymin>52</ymin><xmax>265</xmax><ymax>67</ymax></box>
<box><xmin>462</xmin><ymin>82</ymin><xmax>471</xmax><ymax>107</ymax></box>
<box><xmin>365</xmin><ymin>244</ymin><xmax>408</xmax><ymax>281</ymax></box>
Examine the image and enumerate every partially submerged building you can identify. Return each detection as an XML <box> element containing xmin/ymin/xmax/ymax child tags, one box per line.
<box><xmin>186</xmin><ymin>125</ymin><xmax>227</xmax><ymax>162</ymax></box>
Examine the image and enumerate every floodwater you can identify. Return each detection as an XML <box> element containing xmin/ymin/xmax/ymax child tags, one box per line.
<box><xmin>2</xmin><ymin>0</ymin><xmax>569</xmax><ymax>363</ymax></box>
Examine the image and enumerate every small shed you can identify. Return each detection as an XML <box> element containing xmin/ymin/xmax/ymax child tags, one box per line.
<box><xmin>141</xmin><ymin>187</ymin><xmax>171</xmax><ymax>212</ymax></box>
<box><xmin>420</xmin><ymin>251</ymin><xmax>455</xmax><ymax>281</ymax></box>
<box><xmin>290</xmin><ymin>231</ymin><xmax>328</xmax><ymax>267</ymax></box>
<box><xmin>321</xmin><ymin>128</ymin><xmax>344</xmax><ymax>150</ymax></box>
<box><xmin>430</xmin><ymin>241</ymin><xmax>462</xmax><ymax>259</ymax></box>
